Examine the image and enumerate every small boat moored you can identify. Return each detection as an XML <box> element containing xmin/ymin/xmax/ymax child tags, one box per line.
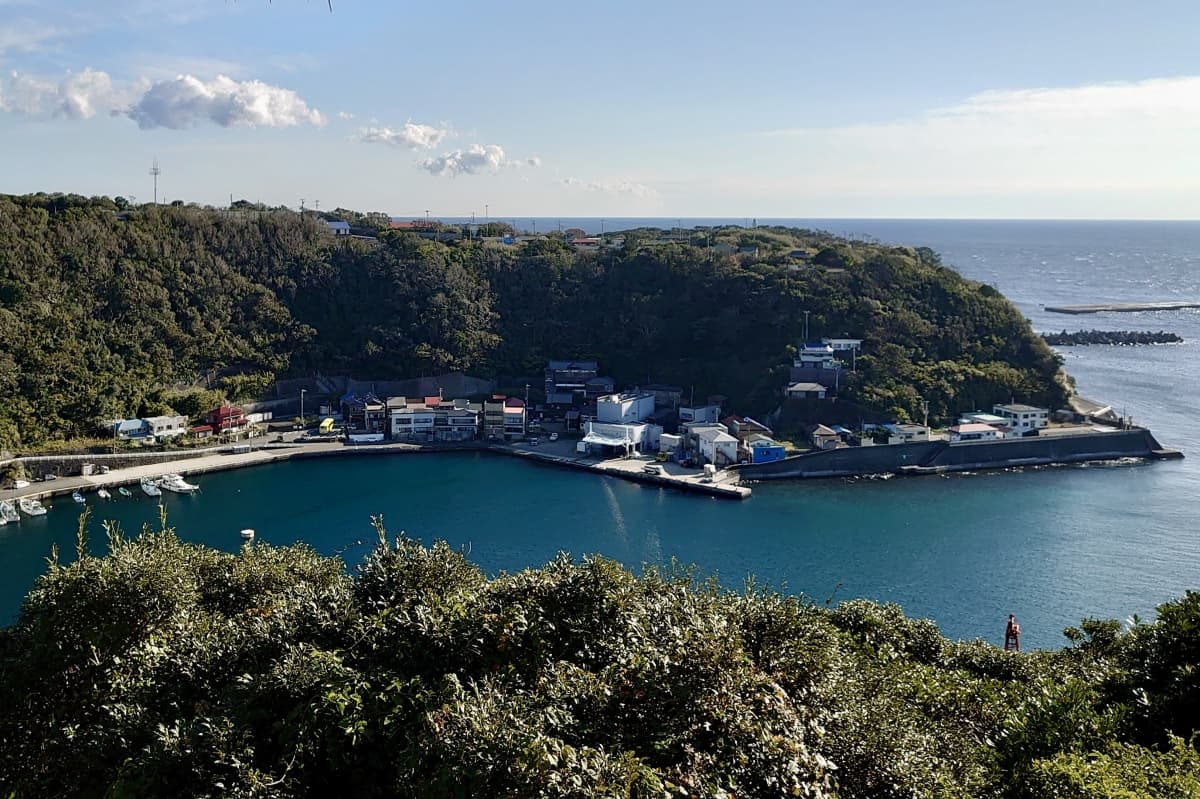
<box><xmin>140</xmin><ymin>477</ymin><xmax>162</xmax><ymax>497</ymax></box>
<box><xmin>0</xmin><ymin>500</ymin><xmax>19</xmax><ymax>523</ymax></box>
<box><xmin>71</xmin><ymin>491</ymin><xmax>86</xmax><ymax>504</ymax></box>
<box><xmin>118</xmin><ymin>486</ymin><xmax>133</xmax><ymax>497</ymax></box>
<box><xmin>18</xmin><ymin>497</ymin><xmax>48</xmax><ymax>516</ymax></box>
<box><xmin>240</xmin><ymin>528</ymin><xmax>255</xmax><ymax>541</ymax></box>
<box><xmin>97</xmin><ymin>488</ymin><xmax>112</xmax><ymax>500</ymax></box>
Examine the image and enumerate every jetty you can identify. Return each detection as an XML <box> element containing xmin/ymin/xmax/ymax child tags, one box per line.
<box><xmin>1045</xmin><ymin>301</ymin><xmax>1200</xmax><ymax>315</ymax></box>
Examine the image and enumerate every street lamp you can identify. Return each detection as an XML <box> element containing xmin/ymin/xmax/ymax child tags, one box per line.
<box><xmin>300</xmin><ymin>389</ymin><xmax>307</xmax><ymax>430</ymax></box>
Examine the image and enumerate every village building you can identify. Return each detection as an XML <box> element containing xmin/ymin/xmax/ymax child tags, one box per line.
<box><xmin>992</xmin><ymin>403</ymin><xmax>1050</xmax><ymax>436</ymax></box>
<box><xmin>949</xmin><ymin>422</ymin><xmax>1005</xmax><ymax>442</ymax></box>
<box><xmin>811</xmin><ymin>424</ymin><xmax>841</xmax><ymax>450</ymax></box>
<box><xmin>696</xmin><ymin>427</ymin><xmax>739</xmax><ymax>466</ymax></box>
<box><xmin>785</xmin><ymin>381</ymin><xmax>828</xmax><ymax>400</ymax></box>
<box><xmin>746</xmin><ymin>435</ymin><xmax>787</xmax><ymax>464</ymax></box>
<box><xmin>597</xmin><ymin>392</ymin><xmax>656</xmax><ymax>424</ymax></box>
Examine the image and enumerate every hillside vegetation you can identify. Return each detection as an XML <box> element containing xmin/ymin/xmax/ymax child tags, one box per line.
<box><xmin>0</xmin><ymin>520</ymin><xmax>1197</xmax><ymax>798</ymax></box>
<box><xmin>0</xmin><ymin>194</ymin><xmax>1066</xmax><ymax>449</ymax></box>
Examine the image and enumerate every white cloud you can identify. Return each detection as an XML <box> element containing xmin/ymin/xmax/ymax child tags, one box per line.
<box><xmin>763</xmin><ymin>75</ymin><xmax>1200</xmax><ymax>196</ymax></box>
<box><xmin>561</xmin><ymin>176</ymin><xmax>657</xmax><ymax>199</ymax></box>
<box><xmin>356</xmin><ymin>121</ymin><xmax>450</xmax><ymax>150</ymax></box>
<box><xmin>1</xmin><ymin>68</ymin><xmax>325</xmax><ymax>130</ymax></box>
<box><xmin>0</xmin><ymin>68</ymin><xmax>137</xmax><ymax>118</ymax></box>
<box><xmin>127</xmin><ymin>74</ymin><xmax>324</xmax><ymax>129</ymax></box>
<box><xmin>420</xmin><ymin>143</ymin><xmax>517</xmax><ymax>177</ymax></box>
<box><xmin>337</xmin><ymin>111</ymin><xmax>355</xmax><ymax>120</ymax></box>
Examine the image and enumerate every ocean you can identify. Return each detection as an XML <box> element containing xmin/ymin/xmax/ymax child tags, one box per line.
<box><xmin>4</xmin><ymin>220</ymin><xmax>1199</xmax><ymax>649</ymax></box>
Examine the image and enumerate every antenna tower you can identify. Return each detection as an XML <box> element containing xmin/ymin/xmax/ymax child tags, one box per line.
<box><xmin>149</xmin><ymin>159</ymin><xmax>161</xmax><ymax>205</ymax></box>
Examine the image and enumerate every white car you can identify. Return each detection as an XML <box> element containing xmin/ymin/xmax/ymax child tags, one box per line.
<box><xmin>549</xmin><ymin>432</ymin><xmax>559</xmax><ymax>442</ymax></box>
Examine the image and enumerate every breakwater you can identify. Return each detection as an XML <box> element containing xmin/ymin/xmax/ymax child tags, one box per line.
<box><xmin>1045</xmin><ymin>301</ymin><xmax>1200</xmax><ymax>314</ymax></box>
<box><xmin>1042</xmin><ymin>330</ymin><xmax>1182</xmax><ymax>346</ymax></box>
<box><xmin>738</xmin><ymin>429</ymin><xmax>1180</xmax><ymax>481</ymax></box>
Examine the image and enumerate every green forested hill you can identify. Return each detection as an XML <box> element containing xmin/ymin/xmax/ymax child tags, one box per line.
<box><xmin>0</xmin><ymin>525</ymin><xmax>1197</xmax><ymax>797</ymax></box>
<box><xmin>0</xmin><ymin>194</ymin><xmax>1066</xmax><ymax>449</ymax></box>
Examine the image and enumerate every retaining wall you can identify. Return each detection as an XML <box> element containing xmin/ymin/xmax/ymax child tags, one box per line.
<box><xmin>738</xmin><ymin>429</ymin><xmax>1169</xmax><ymax>480</ymax></box>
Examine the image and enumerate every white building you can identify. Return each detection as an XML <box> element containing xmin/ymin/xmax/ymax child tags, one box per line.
<box><xmin>949</xmin><ymin>423</ymin><xmax>1004</xmax><ymax>442</ymax></box>
<box><xmin>679</xmin><ymin>404</ymin><xmax>721</xmax><ymax>424</ymax></box>
<box><xmin>793</xmin><ymin>343</ymin><xmax>840</xmax><ymax>370</ymax></box>
<box><xmin>143</xmin><ymin>415</ymin><xmax>188</xmax><ymax>439</ymax></box>
<box><xmin>696</xmin><ymin>428</ymin><xmax>739</xmax><ymax>466</ymax></box>
<box><xmin>581</xmin><ymin>421</ymin><xmax>662</xmax><ymax>453</ymax></box>
<box><xmin>889</xmin><ymin>423</ymin><xmax>931</xmax><ymax>443</ymax></box>
<box><xmin>596</xmin><ymin>392</ymin><xmax>656</xmax><ymax>424</ymax></box>
<box><xmin>822</xmin><ymin>338</ymin><xmax>862</xmax><ymax>352</ymax></box>
<box><xmin>992</xmin><ymin>403</ymin><xmax>1049</xmax><ymax>436</ymax></box>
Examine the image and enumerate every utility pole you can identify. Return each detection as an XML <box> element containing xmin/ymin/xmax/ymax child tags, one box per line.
<box><xmin>149</xmin><ymin>159</ymin><xmax>161</xmax><ymax>205</ymax></box>
<box><xmin>300</xmin><ymin>389</ymin><xmax>307</xmax><ymax>428</ymax></box>
<box><xmin>300</xmin><ymin>198</ymin><xmax>306</xmax><ymax>214</ymax></box>
<box><xmin>803</xmin><ymin>310</ymin><xmax>810</xmax><ymax>342</ymax></box>
<box><xmin>921</xmin><ymin>399</ymin><xmax>929</xmax><ymax>429</ymax></box>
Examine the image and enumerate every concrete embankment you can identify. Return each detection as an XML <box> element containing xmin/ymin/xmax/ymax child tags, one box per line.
<box><xmin>1</xmin><ymin>439</ymin><xmax>751</xmax><ymax>505</ymax></box>
<box><xmin>738</xmin><ymin>429</ymin><xmax>1180</xmax><ymax>481</ymax></box>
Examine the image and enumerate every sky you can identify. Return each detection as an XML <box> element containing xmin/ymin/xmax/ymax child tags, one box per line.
<box><xmin>2</xmin><ymin>0</ymin><xmax>1199</xmax><ymax>219</ymax></box>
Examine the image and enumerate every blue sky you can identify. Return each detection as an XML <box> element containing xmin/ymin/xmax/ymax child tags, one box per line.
<box><xmin>2</xmin><ymin>0</ymin><xmax>1199</xmax><ymax>218</ymax></box>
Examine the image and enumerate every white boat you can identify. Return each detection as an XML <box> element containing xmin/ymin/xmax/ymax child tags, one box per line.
<box><xmin>0</xmin><ymin>500</ymin><xmax>18</xmax><ymax>523</ymax></box>
<box><xmin>97</xmin><ymin>489</ymin><xmax>112</xmax><ymax>500</ymax></box>
<box><xmin>158</xmin><ymin>473</ymin><xmax>199</xmax><ymax>494</ymax></box>
<box><xmin>240</xmin><ymin>528</ymin><xmax>255</xmax><ymax>541</ymax></box>
<box><xmin>18</xmin><ymin>497</ymin><xmax>47</xmax><ymax>516</ymax></box>
<box><xmin>140</xmin><ymin>477</ymin><xmax>161</xmax><ymax>497</ymax></box>
<box><xmin>118</xmin><ymin>486</ymin><xmax>133</xmax><ymax>497</ymax></box>
<box><xmin>71</xmin><ymin>491</ymin><xmax>85</xmax><ymax>504</ymax></box>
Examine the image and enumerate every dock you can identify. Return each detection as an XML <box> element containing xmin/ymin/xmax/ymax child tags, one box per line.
<box><xmin>1045</xmin><ymin>301</ymin><xmax>1200</xmax><ymax>315</ymax></box>
<box><xmin>0</xmin><ymin>437</ymin><xmax>751</xmax><ymax>507</ymax></box>
<box><xmin>488</xmin><ymin>443</ymin><xmax>751</xmax><ymax>499</ymax></box>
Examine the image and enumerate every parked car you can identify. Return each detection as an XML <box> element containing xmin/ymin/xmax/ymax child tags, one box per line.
<box><xmin>549</xmin><ymin>432</ymin><xmax>559</xmax><ymax>442</ymax></box>
<box><xmin>529</xmin><ymin>437</ymin><xmax>540</xmax><ymax>446</ymax></box>
<box><xmin>43</xmin><ymin>473</ymin><xmax>58</xmax><ymax>481</ymax></box>
<box><xmin>642</xmin><ymin>464</ymin><xmax>663</xmax><ymax>475</ymax></box>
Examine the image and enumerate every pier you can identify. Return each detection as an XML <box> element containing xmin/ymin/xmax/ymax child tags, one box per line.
<box><xmin>1045</xmin><ymin>301</ymin><xmax>1200</xmax><ymax>315</ymax></box>
<box><xmin>0</xmin><ymin>437</ymin><xmax>751</xmax><ymax>507</ymax></box>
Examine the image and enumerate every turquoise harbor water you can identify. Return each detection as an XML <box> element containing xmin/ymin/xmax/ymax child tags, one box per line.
<box><xmin>4</xmin><ymin>220</ymin><xmax>1200</xmax><ymax>649</ymax></box>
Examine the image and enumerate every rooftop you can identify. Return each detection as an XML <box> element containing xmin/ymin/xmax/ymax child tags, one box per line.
<box><xmin>951</xmin><ymin>423</ymin><xmax>1002</xmax><ymax>433</ymax></box>
<box><xmin>995</xmin><ymin>403</ymin><xmax>1047</xmax><ymax>413</ymax></box>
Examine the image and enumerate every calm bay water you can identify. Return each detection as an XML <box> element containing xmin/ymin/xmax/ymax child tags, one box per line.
<box><xmin>5</xmin><ymin>220</ymin><xmax>1199</xmax><ymax>649</ymax></box>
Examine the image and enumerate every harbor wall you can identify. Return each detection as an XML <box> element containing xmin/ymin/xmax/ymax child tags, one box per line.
<box><xmin>738</xmin><ymin>429</ymin><xmax>1169</xmax><ymax>480</ymax></box>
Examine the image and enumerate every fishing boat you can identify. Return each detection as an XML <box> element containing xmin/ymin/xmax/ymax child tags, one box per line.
<box><xmin>0</xmin><ymin>500</ymin><xmax>19</xmax><ymax>523</ymax></box>
<box><xmin>71</xmin><ymin>491</ymin><xmax>86</xmax><ymax>504</ymax></box>
<box><xmin>140</xmin><ymin>477</ymin><xmax>161</xmax><ymax>497</ymax></box>
<box><xmin>118</xmin><ymin>486</ymin><xmax>133</xmax><ymax>498</ymax></box>
<box><xmin>240</xmin><ymin>528</ymin><xmax>255</xmax><ymax>541</ymax></box>
<box><xmin>18</xmin><ymin>497</ymin><xmax>47</xmax><ymax>516</ymax></box>
<box><xmin>97</xmin><ymin>488</ymin><xmax>112</xmax><ymax>500</ymax></box>
<box><xmin>158</xmin><ymin>473</ymin><xmax>199</xmax><ymax>494</ymax></box>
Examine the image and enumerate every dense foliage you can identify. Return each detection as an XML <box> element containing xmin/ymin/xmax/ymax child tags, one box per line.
<box><xmin>0</xmin><ymin>194</ymin><xmax>1066</xmax><ymax>449</ymax></box>
<box><xmin>0</xmin><ymin>520</ymin><xmax>1197</xmax><ymax>798</ymax></box>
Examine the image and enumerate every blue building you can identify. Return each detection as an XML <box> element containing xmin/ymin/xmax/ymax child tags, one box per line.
<box><xmin>748</xmin><ymin>437</ymin><xmax>787</xmax><ymax>464</ymax></box>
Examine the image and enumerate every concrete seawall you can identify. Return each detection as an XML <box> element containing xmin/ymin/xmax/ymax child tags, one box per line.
<box><xmin>738</xmin><ymin>429</ymin><xmax>1180</xmax><ymax>481</ymax></box>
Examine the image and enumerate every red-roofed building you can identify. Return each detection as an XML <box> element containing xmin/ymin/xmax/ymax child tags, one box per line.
<box><xmin>189</xmin><ymin>424</ymin><xmax>215</xmax><ymax>440</ymax></box>
<box><xmin>206</xmin><ymin>403</ymin><xmax>249</xmax><ymax>435</ymax></box>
